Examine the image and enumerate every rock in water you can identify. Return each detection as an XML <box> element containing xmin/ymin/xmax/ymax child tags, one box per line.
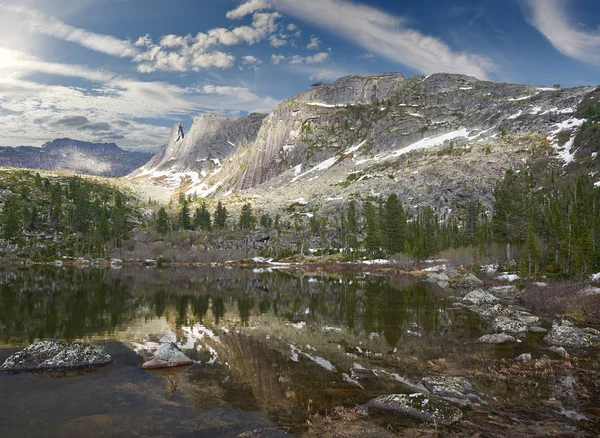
<box><xmin>362</xmin><ymin>393</ymin><xmax>463</xmax><ymax>425</ymax></box>
<box><xmin>142</xmin><ymin>343</ymin><xmax>194</xmax><ymax>369</ymax></box>
<box><xmin>0</xmin><ymin>340</ymin><xmax>112</xmax><ymax>372</ymax></box>
<box><xmin>543</xmin><ymin>320</ymin><xmax>600</xmax><ymax>349</ymax></box>
<box><xmin>476</xmin><ymin>333</ymin><xmax>517</xmax><ymax>344</ymax></box>
<box><xmin>420</xmin><ymin>376</ymin><xmax>485</xmax><ymax>406</ymax></box>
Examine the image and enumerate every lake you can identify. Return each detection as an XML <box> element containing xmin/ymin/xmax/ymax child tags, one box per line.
<box><xmin>0</xmin><ymin>266</ymin><xmax>598</xmax><ymax>437</ymax></box>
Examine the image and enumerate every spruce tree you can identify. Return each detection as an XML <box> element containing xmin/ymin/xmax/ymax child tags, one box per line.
<box><xmin>178</xmin><ymin>195</ymin><xmax>191</xmax><ymax>230</ymax></box>
<box><xmin>239</xmin><ymin>203</ymin><xmax>256</xmax><ymax>230</ymax></box>
<box><xmin>384</xmin><ymin>193</ymin><xmax>406</xmax><ymax>254</ymax></box>
<box><xmin>1</xmin><ymin>196</ymin><xmax>20</xmax><ymax>241</ymax></box>
<box><xmin>214</xmin><ymin>201</ymin><xmax>228</xmax><ymax>229</ymax></box>
<box><xmin>156</xmin><ymin>207</ymin><xmax>169</xmax><ymax>235</ymax></box>
<box><xmin>193</xmin><ymin>201</ymin><xmax>212</xmax><ymax>231</ymax></box>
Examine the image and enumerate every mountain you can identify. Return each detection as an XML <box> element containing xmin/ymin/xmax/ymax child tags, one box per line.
<box><xmin>129</xmin><ymin>113</ymin><xmax>266</xmax><ymax>195</ymax></box>
<box><xmin>130</xmin><ymin>72</ymin><xmax>599</xmax><ymax>212</ymax></box>
<box><xmin>0</xmin><ymin>138</ymin><xmax>153</xmax><ymax>177</ymax></box>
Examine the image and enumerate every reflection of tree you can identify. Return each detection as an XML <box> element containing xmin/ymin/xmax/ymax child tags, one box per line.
<box><xmin>174</xmin><ymin>295</ymin><xmax>189</xmax><ymax>328</ymax></box>
<box><xmin>211</xmin><ymin>296</ymin><xmax>225</xmax><ymax>324</ymax></box>
<box><xmin>191</xmin><ymin>295</ymin><xmax>209</xmax><ymax>322</ymax></box>
<box><xmin>152</xmin><ymin>290</ymin><xmax>167</xmax><ymax>317</ymax></box>
<box><xmin>0</xmin><ymin>267</ymin><xmax>132</xmax><ymax>343</ymax></box>
<box><xmin>258</xmin><ymin>298</ymin><xmax>271</xmax><ymax>314</ymax></box>
<box><xmin>238</xmin><ymin>298</ymin><xmax>255</xmax><ymax>325</ymax></box>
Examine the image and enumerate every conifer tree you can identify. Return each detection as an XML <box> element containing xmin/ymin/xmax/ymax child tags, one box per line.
<box><xmin>239</xmin><ymin>203</ymin><xmax>256</xmax><ymax>230</ymax></box>
<box><xmin>1</xmin><ymin>196</ymin><xmax>20</xmax><ymax>241</ymax></box>
<box><xmin>156</xmin><ymin>207</ymin><xmax>169</xmax><ymax>235</ymax></box>
<box><xmin>194</xmin><ymin>201</ymin><xmax>212</xmax><ymax>231</ymax></box>
<box><xmin>177</xmin><ymin>194</ymin><xmax>191</xmax><ymax>230</ymax></box>
<box><xmin>384</xmin><ymin>193</ymin><xmax>406</xmax><ymax>254</ymax></box>
<box><xmin>214</xmin><ymin>201</ymin><xmax>228</xmax><ymax>229</ymax></box>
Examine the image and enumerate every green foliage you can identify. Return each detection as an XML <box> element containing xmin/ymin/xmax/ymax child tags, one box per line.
<box><xmin>239</xmin><ymin>203</ymin><xmax>256</xmax><ymax>230</ymax></box>
<box><xmin>383</xmin><ymin>193</ymin><xmax>406</xmax><ymax>255</ymax></box>
<box><xmin>193</xmin><ymin>201</ymin><xmax>212</xmax><ymax>231</ymax></box>
<box><xmin>214</xmin><ymin>201</ymin><xmax>228</xmax><ymax>229</ymax></box>
<box><xmin>156</xmin><ymin>207</ymin><xmax>169</xmax><ymax>235</ymax></box>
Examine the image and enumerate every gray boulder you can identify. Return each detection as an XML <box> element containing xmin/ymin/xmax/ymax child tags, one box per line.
<box><xmin>0</xmin><ymin>340</ymin><xmax>112</xmax><ymax>372</ymax></box>
<box><xmin>361</xmin><ymin>393</ymin><xmax>463</xmax><ymax>425</ymax></box>
<box><xmin>142</xmin><ymin>342</ymin><xmax>194</xmax><ymax>369</ymax></box>
<box><xmin>492</xmin><ymin>316</ymin><xmax>528</xmax><ymax>334</ymax></box>
<box><xmin>454</xmin><ymin>273</ymin><xmax>484</xmax><ymax>288</ymax></box>
<box><xmin>476</xmin><ymin>333</ymin><xmax>517</xmax><ymax>344</ymax></box>
<box><xmin>462</xmin><ymin>289</ymin><xmax>498</xmax><ymax>306</ymax></box>
<box><xmin>420</xmin><ymin>376</ymin><xmax>485</xmax><ymax>406</ymax></box>
<box><xmin>515</xmin><ymin>353</ymin><xmax>532</xmax><ymax>362</ymax></box>
<box><xmin>543</xmin><ymin>320</ymin><xmax>600</xmax><ymax>349</ymax></box>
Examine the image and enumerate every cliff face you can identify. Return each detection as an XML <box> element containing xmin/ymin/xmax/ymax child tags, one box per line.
<box><xmin>129</xmin><ymin>113</ymin><xmax>266</xmax><ymax>194</ymax></box>
<box><xmin>0</xmin><ymin>138</ymin><xmax>153</xmax><ymax>177</ymax></box>
<box><xmin>129</xmin><ymin>72</ymin><xmax>599</xmax><ymax>212</ymax></box>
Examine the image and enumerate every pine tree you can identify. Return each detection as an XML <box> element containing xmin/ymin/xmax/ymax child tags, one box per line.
<box><xmin>193</xmin><ymin>201</ymin><xmax>212</xmax><ymax>231</ymax></box>
<box><xmin>156</xmin><ymin>207</ymin><xmax>169</xmax><ymax>235</ymax></box>
<box><xmin>178</xmin><ymin>195</ymin><xmax>191</xmax><ymax>230</ymax></box>
<box><xmin>214</xmin><ymin>201</ymin><xmax>228</xmax><ymax>229</ymax></box>
<box><xmin>239</xmin><ymin>203</ymin><xmax>256</xmax><ymax>230</ymax></box>
<box><xmin>34</xmin><ymin>172</ymin><xmax>43</xmax><ymax>189</ymax></box>
<box><xmin>1</xmin><ymin>196</ymin><xmax>20</xmax><ymax>241</ymax></box>
<box><xmin>259</xmin><ymin>213</ymin><xmax>272</xmax><ymax>230</ymax></box>
<box><xmin>346</xmin><ymin>200</ymin><xmax>358</xmax><ymax>251</ymax></box>
<box><xmin>364</xmin><ymin>201</ymin><xmax>382</xmax><ymax>257</ymax></box>
<box><xmin>384</xmin><ymin>193</ymin><xmax>406</xmax><ymax>255</ymax></box>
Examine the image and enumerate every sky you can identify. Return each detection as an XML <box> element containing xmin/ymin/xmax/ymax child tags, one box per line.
<box><xmin>0</xmin><ymin>0</ymin><xmax>599</xmax><ymax>152</ymax></box>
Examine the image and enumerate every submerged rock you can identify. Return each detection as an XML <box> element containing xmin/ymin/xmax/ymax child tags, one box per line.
<box><xmin>543</xmin><ymin>320</ymin><xmax>600</xmax><ymax>349</ymax></box>
<box><xmin>529</xmin><ymin>325</ymin><xmax>548</xmax><ymax>333</ymax></box>
<box><xmin>142</xmin><ymin>343</ymin><xmax>194</xmax><ymax>369</ymax></box>
<box><xmin>361</xmin><ymin>393</ymin><xmax>463</xmax><ymax>425</ymax></box>
<box><xmin>476</xmin><ymin>333</ymin><xmax>517</xmax><ymax>344</ymax></box>
<box><xmin>0</xmin><ymin>340</ymin><xmax>112</xmax><ymax>372</ymax></box>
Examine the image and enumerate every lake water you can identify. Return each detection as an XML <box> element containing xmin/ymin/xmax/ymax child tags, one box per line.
<box><xmin>0</xmin><ymin>266</ymin><xmax>598</xmax><ymax>437</ymax></box>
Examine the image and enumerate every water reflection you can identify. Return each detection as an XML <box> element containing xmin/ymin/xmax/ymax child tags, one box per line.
<box><xmin>0</xmin><ymin>266</ymin><xmax>483</xmax><ymax>348</ymax></box>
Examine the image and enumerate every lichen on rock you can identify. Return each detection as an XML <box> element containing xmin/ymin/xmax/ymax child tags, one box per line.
<box><xmin>0</xmin><ymin>340</ymin><xmax>112</xmax><ymax>372</ymax></box>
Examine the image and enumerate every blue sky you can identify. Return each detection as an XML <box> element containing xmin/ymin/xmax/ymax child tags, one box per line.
<box><xmin>0</xmin><ymin>0</ymin><xmax>599</xmax><ymax>151</ymax></box>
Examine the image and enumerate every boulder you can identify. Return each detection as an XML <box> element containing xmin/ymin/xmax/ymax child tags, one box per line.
<box><xmin>462</xmin><ymin>289</ymin><xmax>498</xmax><ymax>306</ymax></box>
<box><xmin>420</xmin><ymin>376</ymin><xmax>485</xmax><ymax>406</ymax></box>
<box><xmin>515</xmin><ymin>353</ymin><xmax>532</xmax><ymax>362</ymax></box>
<box><xmin>528</xmin><ymin>326</ymin><xmax>548</xmax><ymax>333</ymax></box>
<box><xmin>142</xmin><ymin>343</ymin><xmax>194</xmax><ymax>369</ymax></box>
<box><xmin>543</xmin><ymin>320</ymin><xmax>600</xmax><ymax>349</ymax></box>
<box><xmin>425</xmin><ymin>272</ymin><xmax>451</xmax><ymax>283</ymax></box>
<box><xmin>454</xmin><ymin>273</ymin><xmax>484</xmax><ymax>288</ymax></box>
<box><xmin>0</xmin><ymin>340</ymin><xmax>112</xmax><ymax>372</ymax></box>
<box><xmin>361</xmin><ymin>393</ymin><xmax>463</xmax><ymax>425</ymax></box>
<box><xmin>492</xmin><ymin>316</ymin><xmax>528</xmax><ymax>334</ymax></box>
<box><xmin>476</xmin><ymin>333</ymin><xmax>517</xmax><ymax>344</ymax></box>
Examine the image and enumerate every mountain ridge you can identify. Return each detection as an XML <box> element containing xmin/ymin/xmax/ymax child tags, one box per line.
<box><xmin>0</xmin><ymin>138</ymin><xmax>153</xmax><ymax>177</ymax></box>
<box><xmin>132</xmin><ymin>72</ymin><xmax>599</xmax><ymax>214</ymax></box>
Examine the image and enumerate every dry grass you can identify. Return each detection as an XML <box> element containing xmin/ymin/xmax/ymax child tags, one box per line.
<box><xmin>427</xmin><ymin>358</ymin><xmax>448</xmax><ymax>373</ymax></box>
<box><xmin>523</xmin><ymin>281</ymin><xmax>600</xmax><ymax>326</ymax></box>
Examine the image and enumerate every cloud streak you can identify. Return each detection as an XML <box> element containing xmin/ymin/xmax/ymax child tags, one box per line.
<box><xmin>268</xmin><ymin>0</ymin><xmax>494</xmax><ymax>78</ymax></box>
<box><xmin>522</xmin><ymin>0</ymin><xmax>600</xmax><ymax>65</ymax></box>
<box><xmin>0</xmin><ymin>3</ymin><xmax>137</xmax><ymax>57</ymax></box>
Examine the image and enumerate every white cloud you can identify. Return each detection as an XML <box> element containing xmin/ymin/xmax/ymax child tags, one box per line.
<box><xmin>307</xmin><ymin>36</ymin><xmax>320</xmax><ymax>50</ymax></box>
<box><xmin>523</xmin><ymin>0</ymin><xmax>600</xmax><ymax>64</ymax></box>
<box><xmin>287</xmin><ymin>23</ymin><xmax>298</xmax><ymax>31</ymax></box>
<box><xmin>271</xmin><ymin>54</ymin><xmax>286</xmax><ymax>64</ymax></box>
<box><xmin>289</xmin><ymin>51</ymin><xmax>330</xmax><ymax>64</ymax></box>
<box><xmin>270</xmin><ymin>34</ymin><xmax>287</xmax><ymax>47</ymax></box>
<box><xmin>0</xmin><ymin>4</ymin><xmax>137</xmax><ymax>57</ymax></box>
<box><xmin>134</xmin><ymin>12</ymin><xmax>280</xmax><ymax>72</ymax></box>
<box><xmin>272</xmin><ymin>0</ymin><xmax>494</xmax><ymax>78</ymax></box>
<box><xmin>242</xmin><ymin>55</ymin><xmax>263</xmax><ymax>65</ymax></box>
<box><xmin>0</xmin><ymin>47</ymin><xmax>278</xmax><ymax>149</ymax></box>
<box><xmin>226</xmin><ymin>0</ymin><xmax>268</xmax><ymax>20</ymax></box>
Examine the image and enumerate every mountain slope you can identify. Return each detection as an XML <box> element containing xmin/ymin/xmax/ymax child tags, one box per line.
<box><xmin>0</xmin><ymin>138</ymin><xmax>153</xmax><ymax>177</ymax></box>
<box><xmin>129</xmin><ymin>72</ymin><xmax>599</xmax><ymax>213</ymax></box>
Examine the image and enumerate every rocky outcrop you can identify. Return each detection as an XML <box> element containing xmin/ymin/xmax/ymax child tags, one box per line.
<box><xmin>0</xmin><ymin>340</ymin><xmax>112</xmax><ymax>372</ymax></box>
<box><xmin>543</xmin><ymin>320</ymin><xmax>600</xmax><ymax>349</ymax></box>
<box><xmin>141</xmin><ymin>343</ymin><xmax>194</xmax><ymax>369</ymax></box>
<box><xmin>129</xmin><ymin>113</ymin><xmax>266</xmax><ymax>194</ymax></box>
<box><xmin>476</xmin><ymin>333</ymin><xmax>517</xmax><ymax>344</ymax></box>
<box><xmin>360</xmin><ymin>393</ymin><xmax>463</xmax><ymax>425</ymax></box>
<box><xmin>0</xmin><ymin>138</ymin><xmax>152</xmax><ymax>177</ymax></box>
